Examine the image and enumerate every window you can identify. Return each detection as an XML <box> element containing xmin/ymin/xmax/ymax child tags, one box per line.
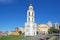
<box><xmin>29</xmin><ymin>18</ymin><xmax>30</xmax><ymax>22</ymax></box>
<box><xmin>32</xmin><ymin>12</ymin><xmax>33</xmax><ymax>16</ymax></box>
<box><xmin>29</xmin><ymin>12</ymin><xmax>30</xmax><ymax>16</ymax></box>
<box><xmin>32</xmin><ymin>18</ymin><xmax>33</xmax><ymax>22</ymax></box>
<box><xmin>26</xmin><ymin>29</ymin><xmax>29</xmax><ymax>32</ymax></box>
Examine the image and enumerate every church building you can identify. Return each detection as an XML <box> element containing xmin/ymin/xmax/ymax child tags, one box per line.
<box><xmin>25</xmin><ymin>4</ymin><xmax>37</xmax><ymax>36</ymax></box>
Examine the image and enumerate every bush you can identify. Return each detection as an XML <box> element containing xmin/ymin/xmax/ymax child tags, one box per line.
<box><xmin>48</xmin><ymin>27</ymin><xmax>59</xmax><ymax>34</ymax></box>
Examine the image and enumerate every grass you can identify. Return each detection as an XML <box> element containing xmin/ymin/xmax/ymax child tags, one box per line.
<box><xmin>0</xmin><ymin>35</ymin><xmax>26</xmax><ymax>40</ymax></box>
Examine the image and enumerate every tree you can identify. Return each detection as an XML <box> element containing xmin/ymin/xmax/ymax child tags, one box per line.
<box><xmin>58</xmin><ymin>30</ymin><xmax>60</xmax><ymax>33</ymax></box>
<box><xmin>48</xmin><ymin>27</ymin><xmax>59</xmax><ymax>34</ymax></box>
<box><xmin>37</xmin><ymin>31</ymin><xmax>38</xmax><ymax>35</ymax></box>
<box><xmin>19</xmin><ymin>31</ymin><xmax>22</xmax><ymax>35</ymax></box>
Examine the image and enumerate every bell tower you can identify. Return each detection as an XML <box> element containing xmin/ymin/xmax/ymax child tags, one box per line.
<box><xmin>27</xmin><ymin>4</ymin><xmax>34</xmax><ymax>22</ymax></box>
<box><xmin>25</xmin><ymin>4</ymin><xmax>37</xmax><ymax>36</ymax></box>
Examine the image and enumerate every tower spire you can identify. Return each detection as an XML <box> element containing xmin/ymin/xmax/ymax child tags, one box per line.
<box><xmin>29</xmin><ymin>4</ymin><xmax>32</xmax><ymax>6</ymax></box>
<box><xmin>29</xmin><ymin>3</ymin><xmax>33</xmax><ymax>10</ymax></box>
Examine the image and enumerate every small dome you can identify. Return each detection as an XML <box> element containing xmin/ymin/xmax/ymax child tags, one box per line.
<box><xmin>29</xmin><ymin>4</ymin><xmax>33</xmax><ymax>9</ymax></box>
<box><xmin>29</xmin><ymin>4</ymin><xmax>32</xmax><ymax>6</ymax></box>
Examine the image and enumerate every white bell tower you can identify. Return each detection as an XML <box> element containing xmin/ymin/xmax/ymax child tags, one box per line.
<box><xmin>25</xmin><ymin>4</ymin><xmax>37</xmax><ymax>36</ymax></box>
<box><xmin>27</xmin><ymin>4</ymin><xmax>34</xmax><ymax>23</ymax></box>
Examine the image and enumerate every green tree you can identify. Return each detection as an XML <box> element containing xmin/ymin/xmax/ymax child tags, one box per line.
<box><xmin>48</xmin><ymin>27</ymin><xmax>58</xmax><ymax>34</ymax></box>
<box><xmin>19</xmin><ymin>31</ymin><xmax>22</xmax><ymax>35</ymax></box>
<box><xmin>37</xmin><ymin>31</ymin><xmax>38</xmax><ymax>35</ymax></box>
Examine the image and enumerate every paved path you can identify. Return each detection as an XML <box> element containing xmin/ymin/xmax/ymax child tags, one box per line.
<box><xmin>20</xmin><ymin>34</ymin><xmax>45</xmax><ymax>40</ymax></box>
<box><xmin>57</xmin><ymin>36</ymin><xmax>60</xmax><ymax>40</ymax></box>
<box><xmin>20</xmin><ymin>34</ymin><xmax>55</xmax><ymax>40</ymax></box>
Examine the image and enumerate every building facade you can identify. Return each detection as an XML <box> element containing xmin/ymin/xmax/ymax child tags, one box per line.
<box><xmin>38</xmin><ymin>24</ymin><xmax>50</xmax><ymax>34</ymax></box>
<box><xmin>54</xmin><ymin>23</ymin><xmax>59</xmax><ymax>30</ymax></box>
<box><xmin>25</xmin><ymin>4</ymin><xmax>37</xmax><ymax>36</ymax></box>
<box><xmin>47</xmin><ymin>21</ymin><xmax>52</xmax><ymax>27</ymax></box>
<box><xmin>11</xmin><ymin>27</ymin><xmax>19</xmax><ymax>35</ymax></box>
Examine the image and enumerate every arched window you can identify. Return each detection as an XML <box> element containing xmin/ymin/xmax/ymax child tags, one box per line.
<box><xmin>29</xmin><ymin>12</ymin><xmax>30</xmax><ymax>16</ymax></box>
<box><xmin>29</xmin><ymin>18</ymin><xmax>30</xmax><ymax>22</ymax></box>
<box><xmin>32</xmin><ymin>18</ymin><xmax>33</xmax><ymax>22</ymax></box>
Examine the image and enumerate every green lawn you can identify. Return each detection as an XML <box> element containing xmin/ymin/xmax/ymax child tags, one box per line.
<box><xmin>0</xmin><ymin>35</ymin><xmax>26</xmax><ymax>40</ymax></box>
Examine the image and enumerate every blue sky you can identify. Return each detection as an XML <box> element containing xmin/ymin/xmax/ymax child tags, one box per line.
<box><xmin>0</xmin><ymin>0</ymin><xmax>60</xmax><ymax>32</ymax></box>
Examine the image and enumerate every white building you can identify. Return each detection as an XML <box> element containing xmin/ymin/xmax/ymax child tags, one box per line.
<box><xmin>47</xmin><ymin>21</ymin><xmax>52</xmax><ymax>27</ymax></box>
<box><xmin>25</xmin><ymin>4</ymin><xmax>37</xmax><ymax>36</ymax></box>
<box><xmin>38</xmin><ymin>24</ymin><xmax>50</xmax><ymax>34</ymax></box>
<box><xmin>54</xmin><ymin>23</ymin><xmax>59</xmax><ymax>30</ymax></box>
